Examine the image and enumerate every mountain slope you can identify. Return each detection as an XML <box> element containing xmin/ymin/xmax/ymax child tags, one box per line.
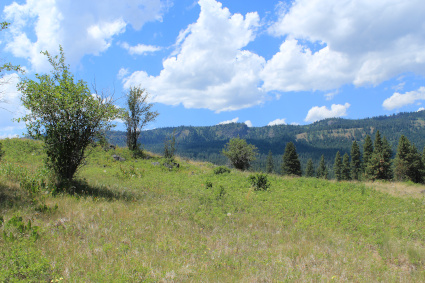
<box><xmin>107</xmin><ymin>111</ymin><xmax>425</xmax><ymax>172</ymax></box>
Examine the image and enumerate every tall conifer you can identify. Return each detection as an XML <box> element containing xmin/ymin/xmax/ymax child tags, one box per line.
<box><xmin>333</xmin><ymin>151</ymin><xmax>342</xmax><ymax>181</ymax></box>
<box><xmin>305</xmin><ymin>158</ymin><xmax>315</xmax><ymax>177</ymax></box>
<box><xmin>316</xmin><ymin>155</ymin><xmax>328</xmax><ymax>179</ymax></box>
<box><xmin>266</xmin><ymin>150</ymin><xmax>274</xmax><ymax>173</ymax></box>
<box><xmin>342</xmin><ymin>153</ymin><xmax>351</xmax><ymax>180</ymax></box>
<box><xmin>363</xmin><ymin>135</ymin><xmax>373</xmax><ymax>171</ymax></box>
<box><xmin>350</xmin><ymin>141</ymin><xmax>362</xmax><ymax>180</ymax></box>
<box><xmin>281</xmin><ymin>142</ymin><xmax>302</xmax><ymax>176</ymax></box>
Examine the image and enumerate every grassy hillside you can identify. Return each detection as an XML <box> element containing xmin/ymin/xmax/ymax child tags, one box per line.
<box><xmin>1</xmin><ymin>138</ymin><xmax>425</xmax><ymax>281</ymax></box>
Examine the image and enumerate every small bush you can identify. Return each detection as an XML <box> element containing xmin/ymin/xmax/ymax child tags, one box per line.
<box><xmin>248</xmin><ymin>173</ymin><xmax>270</xmax><ymax>191</ymax></box>
<box><xmin>214</xmin><ymin>166</ymin><xmax>230</xmax><ymax>175</ymax></box>
<box><xmin>205</xmin><ymin>180</ymin><xmax>213</xmax><ymax>189</ymax></box>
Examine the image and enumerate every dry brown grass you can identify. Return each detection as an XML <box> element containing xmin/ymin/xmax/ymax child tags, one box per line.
<box><xmin>366</xmin><ymin>181</ymin><xmax>425</xmax><ymax>199</ymax></box>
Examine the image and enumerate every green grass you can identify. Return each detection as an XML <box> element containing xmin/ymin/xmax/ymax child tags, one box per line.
<box><xmin>1</xmin><ymin>138</ymin><xmax>425</xmax><ymax>281</ymax></box>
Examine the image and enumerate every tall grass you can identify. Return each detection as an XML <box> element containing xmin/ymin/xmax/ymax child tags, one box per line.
<box><xmin>1</xmin><ymin>138</ymin><xmax>425</xmax><ymax>281</ymax></box>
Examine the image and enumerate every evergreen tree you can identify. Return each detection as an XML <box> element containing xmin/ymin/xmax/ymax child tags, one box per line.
<box><xmin>316</xmin><ymin>155</ymin><xmax>328</xmax><ymax>179</ymax></box>
<box><xmin>305</xmin><ymin>158</ymin><xmax>315</xmax><ymax>177</ymax></box>
<box><xmin>266</xmin><ymin>150</ymin><xmax>274</xmax><ymax>173</ymax></box>
<box><xmin>281</xmin><ymin>142</ymin><xmax>302</xmax><ymax>176</ymax></box>
<box><xmin>366</xmin><ymin>131</ymin><xmax>392</xmax><ymax>180</ymax></box>
<box><xmin>363</xmin><ymin>135</ymin><xmax>373</xmax><ymax>171</ymax></box>
<box><xmin>350</xmin><ymin>141</ymin><xmax>362</xmax><ymax>180</ymax></box>
<box><xmin>395</xmin><ymin>136</ymin><xmax>423</xmax><ymax>183</ymax></box>
<box><xmin>341</xmin><ymin>153</ymin><xmax>351</xmax><ymax>181</ymax></box>
<box><xmin>382</xmin><ymin>136</ymin><xmax>393</xmax><ymax>180</ymax></box>
<box><xmin>333</xmin><ymin>151</ymin><xmax>342</xmax><ymax>181</ymax></box>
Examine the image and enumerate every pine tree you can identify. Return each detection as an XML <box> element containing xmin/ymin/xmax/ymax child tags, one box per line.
<box><xmin>266</xmin><ymin>150</ymin><xmax>274</xmax><ymax>173</ymax></box>
<box><xmin>382</xmin><ymin>136</ymin><xmax>393</xmax><ymax>180</ymax></box>
<box><xmin>341</xmin><ymin>153</ymin><xmax>351</xmax><ymax>181</ymax></box>
<box><xmin>305</xmin><ymin>158</ymin><xmax>315</xmax><ymax>177</ymax></box>
<box><xmin>366</xmin><ymin>131</ymin><xmax>392</xmax><ymax>181</ymax></box>
<box><xmin>281</xmin><ymin>142</ymin><xmax>302</xmax><ymax>176</ymax></box>
<box><xmin>395</xmin><ymin>136</ymin><xmax>423</xmax><ymax>183</ymax></box>
<box><xmin>394</xmin><ymin>135</ymin><xmax>410</xmax><ymax>181</ymax></box>
<box><xmin>316</xmin><ymin>155</ymin><xmax>328</xmax><ymax>179</ymax></box>
<box><xmin>363</xmin><ymin>135</ymin><xmax>373</xmax><ymax>171</ymax></box>
<box><xmin>350</xmin><ymin>141</ymin><xmax>362</xmax><ymax>180</ymax></box>
<box><xmin>333</xmin><ymin>151</ymin><xmax>342</xmax><ymax>181</ymax></box>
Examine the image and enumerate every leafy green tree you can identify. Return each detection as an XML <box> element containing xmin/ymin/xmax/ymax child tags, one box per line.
<box><xmin>124</xmin><ymin>86</ymin><xmax>158</xmax><ymax>155</ymax></box>
<box><xmin>222</xmin><ymin>137</ymin><xmax>258</xmax><ymax>170</ymax></box>
<box><xmin>350</xmin><ymin>141</ymin><xmax>362</xmax><ymax>180</ymax></box>
<box><xmin>316</xmin><ymin>155</ymin><xmax>328</xmax><ymax>179</ymax></box>
<box><xmin>266</xmin><ymin>150</ymin><xmax>274</xmax><ymax>173</ymax></box>
<box><xmin>333</xmin><ymin>151</ymin><xmax>342</xmax><ymax>181</ymax></box>
<box><xmin>305</xmin><ymin>158</ymin><xmax>315</xmax><ymax>177</ymax></box>
<box><xmin>363</xmin><ymin>135</ymin><xmax>373</xmax><ymax>171</ymax></box>
<box><xmin>394</xmin><ymin>136</ymin><xmax>423</xmax><ymax>183</ymax></box>
<box><xmin>281</xmin><ymin>142</ymin><xmax>302</xmax><ymax>176</ymax></box>
<box><xmin>17</xmin><ymin>47</ymin><xmax>121</xmax><ymax>184</ymax></box>
<box><xmin>341</xmin><ymin>153</ymin><xmax>351</xmax><ymax>181</ymax></box>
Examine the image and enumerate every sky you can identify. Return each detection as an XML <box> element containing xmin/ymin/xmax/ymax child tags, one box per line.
<box><xmin>1</xmin><ymin>0</ymin><xmax>425</xmax><ymax>138</ymax></box>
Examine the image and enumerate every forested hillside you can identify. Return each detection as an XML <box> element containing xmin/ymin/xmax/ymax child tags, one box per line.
<box><xmin>107</xmin><ymin>111</ymin><xmax>425</xmax><ymax>173</ymax></box>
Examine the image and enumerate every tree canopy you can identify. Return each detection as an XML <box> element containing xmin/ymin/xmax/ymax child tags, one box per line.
<box><xmin>222</xmin><ymin>137</ymin><xmax>258</xmax><ymax>171</ymax></box>
<box><xmin>17</xmin><ymin>47</ymin><xmax>121</xmax><ymax>184</ymax></box>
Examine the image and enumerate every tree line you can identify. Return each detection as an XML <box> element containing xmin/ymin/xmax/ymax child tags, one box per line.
<box><xmin>230</xmin><ymin>130</ymin><xmax>425</xmax><ymax>183</ymax></box>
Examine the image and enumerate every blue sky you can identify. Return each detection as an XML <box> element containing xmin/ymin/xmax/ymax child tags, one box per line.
<box><xmin>1</xmin><ymin>0</ymin><xmax>425</xmax><ymax>138</ymax></box>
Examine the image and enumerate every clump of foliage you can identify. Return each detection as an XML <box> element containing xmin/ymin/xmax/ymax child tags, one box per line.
<box><xmin>124</xmin><ymin>86</ymin><xmax>158</xmax><ymax>156</ymax></box>
<box><xmin>0</xmin><ymin>141</ymin><xmax>4</xmax><ymax>162</ymax></box>
<box><xmin>164</xmin><ymin>131</ymin><xmax>177</xmax><ymax>160</ymax></box>
<box><xmin>214</xmin><ymin>166</ymin><xmax>230</xmax><ymax>175</ymax></box>
<box><xmin>281</xmin><ymin>142</ymin><xmax>302</xmax><ymax>176</ymax></box>
<box><xmin>17</xmin><ymin>47</ymin><xmax>121</xmax><ymax>185</ymax></box>
<box><xmin>248</xmin><ymin>173</ymin><xmax>270</xmax><ymax>191</ymax></box>
<box><xmin>222</xmin><ymin>137</ymin><xmax>258</xmax><ymax>171</ymax></box>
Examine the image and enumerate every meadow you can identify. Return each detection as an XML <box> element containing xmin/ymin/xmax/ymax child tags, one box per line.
<box><xmin>1</xmin><ymin>138</ymin><xmax>425</xmax><ymax>282</ymax></box>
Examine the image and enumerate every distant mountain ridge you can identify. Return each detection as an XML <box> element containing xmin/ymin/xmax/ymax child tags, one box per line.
<box><xmin>107</xmin><ymin>111</ymin><xmax>425</xmax><ymax>172</ymax></box>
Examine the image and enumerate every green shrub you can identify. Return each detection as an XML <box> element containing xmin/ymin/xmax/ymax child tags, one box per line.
<box><xmin>205</xmin><ymin>180</ymin><xmax>213</xmax><ymax>189</ymax></box>
<box><xmin>248</xmin><ymin>173</ymin><xmax>270</xmax><ymax>191</ymax></box>
<box><xmin>214</xmin><ymin>166</ymin><xmax>230</xmax><ymax>175</ymax></box>
<box><xmin>0</xmin><ymin>141</ymin><xmax>4</xmax><ymax>161</ymax></box>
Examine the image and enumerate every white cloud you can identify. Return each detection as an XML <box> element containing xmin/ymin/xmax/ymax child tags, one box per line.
<box><xmin>0</xmin><ymin>73</ymin><xmax>27</xmax><ymax>137</ymax></box>
<box><xmin>123</xmin><ymin>0</ymin><xmax>266</xmax><ymax>113</ymax></box>
<box><xmin>262</xmin><ymin>0</ymin><xmax>425</xmax><ymax>92</ymax></box>
<box><xmin>244</xmin><ymin>120</ymin><xmax>253</xmax><ymax>127</ymax></box>
<box><xmin>3</xmin><ymin>0</ymin><xmax>168</xmax><ymax>71</ymax></box>
<box><xmin>268</xmin><ymin>118</ymin><xmax>286</xmax><ymax>126</ymax></box>
<box><xmin>117</xmin><ymin>68</ymin><xmax>130</xmax><ymax>79</ymax></box>
<box><xmin>218</xmin><ymin>117</ymin><xmax>239</xmax><ymax>125</ymax></box>
<box><xmin>382</xmin><ymin>87</ymin><xmax>425</xmax><ymax>110</ymax></box>
<box><xmin>325</xmin><ymin>90</ymin><xmax>339</xmax><ymax>101</ymax></box>
<box><xmin>418</xmin><ymin>107</ymin><xmax>425</xmax><ymax>112</ymax></box>
<box><xmin>120</xmin><ymin>42</ymin><xmax>162</xmax><ymax>55</ymax></box>
<box><xmin>305</xmin><ymin>103</ymin><xmax>350</xmax><ymax>122</ymax></box>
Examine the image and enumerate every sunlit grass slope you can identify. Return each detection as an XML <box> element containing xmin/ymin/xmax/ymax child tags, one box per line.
<box><xmin>1</xmin><ymin>138</ymin><xmax>425</xmax><ymax>282</ymax></box>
